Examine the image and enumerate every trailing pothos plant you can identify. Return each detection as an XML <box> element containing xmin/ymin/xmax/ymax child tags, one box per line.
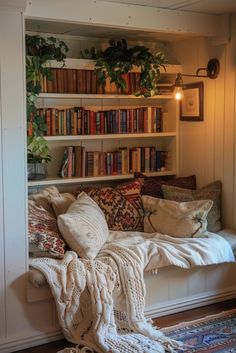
<box><xmin>81</xmin><ymin>39</ymin><xmax>167</xmax><ymax>97</ymax></box>
<box><xmin>26</xmin><ymin>34</ymin><xmax>68</xmax><ymax>162</ymax></box>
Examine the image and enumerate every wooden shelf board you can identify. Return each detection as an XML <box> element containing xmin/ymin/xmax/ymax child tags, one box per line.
<box><xmin>38</xmin><ymin>93</ymin><xmax>173</xmax><ymax>99</ymax></box>
<box><xmin>28</xmin><ymin>171</ymin><xmax>177</xmax><ymax>187</ymax></box>
<box><xmin>44</xmin><ymin>132</ymin><xmax>176</xmax><ymax>141</ymax></box>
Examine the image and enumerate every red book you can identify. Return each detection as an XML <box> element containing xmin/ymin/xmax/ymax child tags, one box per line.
<box><xmin>89</xmin><ymin>111</ymin><xmax>95</xmax><ymax>135</ymax></box>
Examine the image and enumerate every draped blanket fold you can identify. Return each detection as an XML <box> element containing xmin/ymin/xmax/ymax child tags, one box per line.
<box><xmin>30</xmin><ymin>232</ymin><xmax>234</xmax><ymax>353</ymax></box>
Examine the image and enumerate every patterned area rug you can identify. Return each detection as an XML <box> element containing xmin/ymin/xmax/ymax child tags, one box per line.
<box><xmin>162</xmin><ymin>308</ymin><xmax>236</xmax><ymax>353</ymax></box>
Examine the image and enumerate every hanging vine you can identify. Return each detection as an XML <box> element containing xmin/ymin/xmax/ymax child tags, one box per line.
<box><xmin>26</xmin><ymin>34</ymin><xmax>68</xmax><ymax>162</ymax></box>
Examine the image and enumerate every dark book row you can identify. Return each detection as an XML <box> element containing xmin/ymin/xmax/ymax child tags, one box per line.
<box><xmin>40</xmin><ymin>68</ymin><xmax>143</xmax><ymax>95</ymax></box>
<box><xmin>28</xmin><ymin>106</ymin><xmax>165</xmax><ymax>136</ymax></box>
<box><xmin>58</xmin><ymin>145</ymin><xmax>171</xmax><ymax>178</ymax></box>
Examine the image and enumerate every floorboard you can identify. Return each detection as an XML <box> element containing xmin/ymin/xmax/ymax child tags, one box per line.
<box><xmin>16</xmin><ymin>298</ymin><xmax>236</xmax><ymax>353</ymax></box>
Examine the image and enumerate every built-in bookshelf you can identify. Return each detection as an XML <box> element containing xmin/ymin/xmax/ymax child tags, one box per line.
<box><xmin>28</xmin><ymin>58</ymin><xmax>180</xmax><ymax>187</ymax></box>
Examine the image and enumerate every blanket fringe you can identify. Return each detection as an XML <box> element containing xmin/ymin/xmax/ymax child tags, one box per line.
<box><xmin>57</xmin><ymin>345</ymin><xmax>95</xmax><ymax>353</ymax></box>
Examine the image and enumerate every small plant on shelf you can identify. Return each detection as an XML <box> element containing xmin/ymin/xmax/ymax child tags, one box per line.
<box><xmin>27</xmin><ymin>136</ymin><xmax>51</xmax><ymax>180</ymax></box>
<box><xmin>26</xmin><ymin>34</ymin><xmax>68</xmax><ymax>179</ymax></box>
<box><xmin>81</xmin><ymin>39</ymin><xmax>167</xmax><ymax>97</ymax></box>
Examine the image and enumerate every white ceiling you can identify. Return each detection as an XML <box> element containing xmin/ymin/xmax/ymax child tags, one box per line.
<box><xmin>25</xmin><ymin>0</ymin><xmax>235</xmax><ymax>43</ymax></box>
<box><xmin>100</xmin><ymin>0</ymin><xmax>236</xmax><ymax>15</ymax></box>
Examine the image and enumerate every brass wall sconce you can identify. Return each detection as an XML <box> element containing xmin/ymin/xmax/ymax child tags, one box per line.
<box><xmin>174</xmin><ymin>58</ymin><xmax>220</xmax><ymax>100</ymax></box>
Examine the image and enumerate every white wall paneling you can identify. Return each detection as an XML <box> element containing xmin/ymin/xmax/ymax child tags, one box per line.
<box><xmin>169</xmin><ymin>18</ymin><xmax>236</xmax><ymax>229</ymax></box>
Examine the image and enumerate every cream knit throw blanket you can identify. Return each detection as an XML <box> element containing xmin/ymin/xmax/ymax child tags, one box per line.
<box><xmin>30</xmin><ymin>244</ymin><xmax>184</xmax><ymax>353</ymax></box>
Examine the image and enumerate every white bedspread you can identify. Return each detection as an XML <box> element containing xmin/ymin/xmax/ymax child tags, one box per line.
<box><xmin>104</xmin><ymin>231</ymin><xmax>235</xmax><ymax>272</ymax></box>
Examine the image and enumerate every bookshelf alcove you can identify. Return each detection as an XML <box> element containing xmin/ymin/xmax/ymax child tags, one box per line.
<box><xmin>28</xmin><ymin>59</ymin><xmax>181</xmax><ymax>188</ymax></box>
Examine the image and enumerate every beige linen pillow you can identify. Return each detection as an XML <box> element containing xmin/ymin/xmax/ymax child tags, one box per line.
<box><xmin>50</xmin><ymin>193</ymin><xmax>76</xmax><ymax>217</ymax></box>
<box><xmin>142</xmin><ymin>195</ymin><xmax>213</xmax><ymax>238</ymax></box>
<box><xmin>161</xmin><ymin>181</ymin><xmax>222</xmax><ymax>232</ymax></box>
<box><xmin>57</xmin><ymin>192</ymin><xmax>109</xmax><ymax>259</ymax></box>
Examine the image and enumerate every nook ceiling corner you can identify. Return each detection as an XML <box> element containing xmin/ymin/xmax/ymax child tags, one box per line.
<box><xmin>25</xmin><ymin>0</ymin><xmax>225</xmax><ymax>40</ymax></box>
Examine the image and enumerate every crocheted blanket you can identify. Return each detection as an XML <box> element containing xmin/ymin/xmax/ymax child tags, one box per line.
<box><xmin>30</xmin><ymin>233</ymin><xmax>234</xmax><ymax>353</ymax></box>
<box><xmin>30</xmin><ymin>244</ymin><xmax>184</xmax><ymax>353</ymax></box>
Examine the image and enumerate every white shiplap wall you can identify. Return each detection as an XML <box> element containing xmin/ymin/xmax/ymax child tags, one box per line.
<box><xmin>169</xmin><ymin>17</ymin><xmax>236</xmax><ymax>229</ymax></box>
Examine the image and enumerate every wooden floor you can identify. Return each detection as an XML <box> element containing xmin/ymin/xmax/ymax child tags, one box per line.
<box><xmin>17</xmin><ymin>298</ymin><xmax>236</xmax><ymax>353</ymax></box>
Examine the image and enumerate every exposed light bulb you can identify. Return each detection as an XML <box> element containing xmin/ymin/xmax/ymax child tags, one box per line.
<box><xmin>174</xmin><ymin>86</ymin><xmax>184</xmax><ymax>100</ymax></box>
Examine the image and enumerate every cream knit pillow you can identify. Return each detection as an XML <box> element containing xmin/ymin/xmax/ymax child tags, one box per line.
<box><xmin>58</xmin><ymin>192</ymin><xmax>109</xmax><ymax>259</ymax></box>
<box><xmin>142</xmin><ymin>195</ymin><xmax>213</xmax><ymax>238</ymax></box>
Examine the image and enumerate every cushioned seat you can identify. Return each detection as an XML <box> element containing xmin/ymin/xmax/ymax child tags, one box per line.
<box><xmin>29</xmin><ymin>228</ymin><xmax>236</xmax><ymax>289</ymax></box>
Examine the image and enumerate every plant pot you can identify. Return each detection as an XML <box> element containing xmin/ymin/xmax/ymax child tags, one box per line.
<box><xmin>28</xmin><ymin>163</ymin><xmax>47</xmax><ymax>180</ymax></box>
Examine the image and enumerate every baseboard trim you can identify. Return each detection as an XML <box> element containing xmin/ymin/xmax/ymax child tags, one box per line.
<box><xmin>0</xmin><ymin>330</ymin><xmax>63</xmax><ymax>353</ymax></box>
<box><xmin>144</xmin><ymin>286</ymin><xmax>236</xmax><ymax>318</ymax></box>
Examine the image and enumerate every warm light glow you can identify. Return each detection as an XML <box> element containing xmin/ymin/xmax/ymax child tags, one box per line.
<box><xmin>174</xmin><ymin>86</ymin><xmax>184</xmax><ymax>100</ymax></box>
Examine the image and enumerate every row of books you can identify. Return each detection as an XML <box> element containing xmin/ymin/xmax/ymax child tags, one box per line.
<box><xmin>58</xmin><ymin>146</ymin><xmax>171</xmax><ymax>178</ymax></box>
<box><xmin>40</xmin><ymin>68</ymin><xmax>148</xmax><ymax>95</ymax></box>
<box><xmin>29</xmin><ymin>106</ymin><xmax>166</xmax><ymax>136</ymax></box>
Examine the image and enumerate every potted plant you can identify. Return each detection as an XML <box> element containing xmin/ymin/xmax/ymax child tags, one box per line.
<box><xmin>81</xmin><ymin>39</ymin><xmax>167</xmax><ymax>97</ymax></box>
<box><xmin>27</xmin><ymin>136</ymin><xmax>51</xmax><ymax>180</ymax></box>
<box><xmin>26</xmin><ymin>34</ymin><xmax>68</xmax><ymax>179</ymax></box>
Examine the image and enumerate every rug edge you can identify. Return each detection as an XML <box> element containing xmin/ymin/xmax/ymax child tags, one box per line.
<box><xmin>161</xmin><ymin>307</ymin><xmax>236</xmax><ymax>333</ymax></box>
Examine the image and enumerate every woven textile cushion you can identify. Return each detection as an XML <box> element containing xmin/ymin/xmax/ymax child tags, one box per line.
<box><xmin>49</xmin><ymin>193</ymin><xmax>76</xmax><ymax>217</ymax></box>
<box><xmin>134</xmin><ymin>172</ymin><xmax>196</xmax><ymax>199</ymax></box>
<box><xmin>28</xmin><ymin>200</ymin><xmax>66</xmax><ymax>258</ymax></box>
<box><xmin>142</xmin><ymin>195</ymin><xmax>213</xmax><ymax>238</ymax></box>
<box><xmin>161</xmin><ymin>180</ymin><xmax>222</xmax><ymax>233</ymax></box>
<box><xmin>76</xmin><ymin>180</ymin><xmax>144</xmax><ymax>231</ymax></box>
<box><xmin>58</xmin><ymin>192</ymin><xmax>109</xmax><ymax>259</ymax></box>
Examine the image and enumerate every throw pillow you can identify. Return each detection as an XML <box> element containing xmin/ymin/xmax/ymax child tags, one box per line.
<box><xmin>76</xmin><ymin>179</ymin><xmax>144</xmax><ymax>231</ymax></box>
<box><xmin>161</xmin><ymin>180</ymin><xmax>222</xmax><ymax>232</ymax></box>
<box><xmin>29</xmin><ymin>186</ymin><xmax>60</xmax><ymax>215</ymax></box>
<box><xmin>142</xmin><ymin>195</ymin><xmax>213</xmax><ymax>238</ymax></box>
<box><xmin>57</xmin><ymin>192</ymin><xmax>109</xmax><ymax>259</ymax></box>
<box><xmin>49</xmin><ymin>193</ymin><xmax>76</xmax><ymax>217</ymax></box>
<box><xmin>28</xmin><ymin>200</ymin><xmax>66</xmax><ymax>258</ymax></box>
<box><xmin>134</xmin><ymin>172</ymin><xmax>196</xmax><ymax>198</ymax></box>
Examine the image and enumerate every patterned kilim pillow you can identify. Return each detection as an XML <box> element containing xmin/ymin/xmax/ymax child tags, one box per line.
<box><xmin>161</xmin><ymin>180</ymin><xmax>222</xmax><ymax>233</ymax></box>
<box><xmin>28</xmin><ymin>200</ymin><xmax>66</xmax><ymax>258</ymax></box>
<box><xmin>76</xmin><ymin>180</ymin><xmax>144</xmax><ymax>231</ymax></box>
<box><xmin>134</xmin><ymin>172</ymin><xmax>197</xmax><ymax>199</ymax></box>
